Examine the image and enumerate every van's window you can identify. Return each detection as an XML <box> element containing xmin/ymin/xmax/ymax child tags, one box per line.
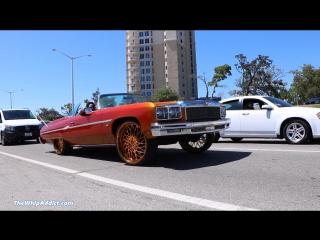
<box><xmin>2</xmin><ymin>110</ymin><xmax>37</xmax><ymax>120</ymax></box>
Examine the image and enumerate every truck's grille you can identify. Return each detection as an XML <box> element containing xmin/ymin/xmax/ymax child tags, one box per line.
<box><xmin>15</xmin><ymin>126</ymin><xmax>39</xmax><ymax>132</ymax></box>
<box><xmin>185</xmin><ymin>107</ymin><xmax>221</xmax><ymax>121</ymax></box>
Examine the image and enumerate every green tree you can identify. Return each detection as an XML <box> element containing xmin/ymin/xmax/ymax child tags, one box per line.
<box><xmin>289</xmin><ymin>64</ymin><xmax>320</xmax><ymax>103</ymax></box>
<box><xmin>151</xmin><ymin>85</ymin><xmax>181</xmax><ymax>102</ymax></box>
<box><xmin>208</xmin><ymin>64</ymin><xmax>232</xmax><ymax>98</ymax></box>
<box><xmin>83</xmin><ymin>87</ymin><xmax>100</xmax><ymax>105</ymax></box>
<box><xmin>36</xmin><ymin>108</ymin><xmax>64</xmax><ymax>121</ymax></box>
<box><xmin>191</xmin><ymin>72</ymin><xmax>210</xmax><ymax>100</ymax></box>
<box><xmin>61</xmin><ymin>103</ymin><xmax>72</xmax><ymax>115</ymax></box>
<box><xmin>234</xmin><ymin>54</ymin><xmax>286</xmax><ymax>97</ymax></box>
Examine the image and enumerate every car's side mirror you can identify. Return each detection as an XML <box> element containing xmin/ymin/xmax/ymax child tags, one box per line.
<box><xmin>261</xmin><ymin>105</ymin><xmax>273</xmax><ymax>110</ymax></box>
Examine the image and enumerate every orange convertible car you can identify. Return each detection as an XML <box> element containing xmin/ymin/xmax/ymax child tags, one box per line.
<box><xmin>40</xmin><ymin>93</ymin><xmax>231</xmax><ymax>166</ymax></box>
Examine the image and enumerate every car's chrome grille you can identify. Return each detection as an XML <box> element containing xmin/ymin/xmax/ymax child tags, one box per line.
<box><xmin>185</xmin><ymin>107</ymin><xmax>221</xmax><ymax>121</ymax></box>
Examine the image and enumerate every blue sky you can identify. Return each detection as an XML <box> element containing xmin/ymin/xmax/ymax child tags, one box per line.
<box><xmin>1</xmin><ymin>30</ymin><xmax>320</xmax><ymax>114</ymax></box>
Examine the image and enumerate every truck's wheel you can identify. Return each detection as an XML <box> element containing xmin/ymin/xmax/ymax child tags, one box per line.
<box><xmin>53</xmin><ymin>138</ymin><xmax>73</xmax><ymax>155</ymax></box>
<box><xmin>179</xmin><ymin>133</ymin><xmax>214</xmax><ymax>153</ymax></box>
<box><xmin>1</xmin><ymin>132</ymin><xmax>9</xmax><ymax>146</ymax></box>
<box><xmin>116</xmin><ymin>120</ymin><xmax>158</xmax><ymax>166</ymax></box>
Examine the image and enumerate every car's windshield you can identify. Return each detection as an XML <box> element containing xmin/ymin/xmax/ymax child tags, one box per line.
<box><xmin>98</xmin><ymin>93</ymin><xmax>152</xmax><ymax>109</ymax></box>
<box><xmin>263</xmin><ymin>96</ymin><xmax>293</xmax><ymax>107</ymax></box>
<box><xmin>3</xmin><ymin>110</ymin><xmax>37</xmax><ymax>120</ymax></box>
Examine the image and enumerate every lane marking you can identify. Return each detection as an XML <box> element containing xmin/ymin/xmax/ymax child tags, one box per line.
<box><xmin>0</xmin><ymin>151</ymin><xmax>257</xmax><ymax>211</ymax></box>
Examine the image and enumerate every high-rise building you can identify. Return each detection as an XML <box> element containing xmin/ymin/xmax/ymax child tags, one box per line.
<box><xmin>126</xmin><ymin>30</ymin><xmax>198</xmax><ymax>100</ymax></box>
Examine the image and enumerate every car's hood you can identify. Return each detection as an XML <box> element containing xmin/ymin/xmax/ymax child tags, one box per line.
<box><xmin>4</xmin><ymin>119</ymin><xmax>41</xmax><ymax>126</ymax></box>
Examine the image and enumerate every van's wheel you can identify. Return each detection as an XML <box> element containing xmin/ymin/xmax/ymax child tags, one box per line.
<box><xmin>1</xmin><ymin>133</ymin><xmax>9</xmax><ymax>146</ymax></box>
<box><xmin>116</xmin><ymin>120</ymin><xmax>158</xmax><ymax>166</ymax></box>
<box><xmin>179</xmin><ymin>133</ymin><xmax>214</xmax><ymax>153</ymax></box>
<box><xmin>53</xmin><ymin>138</ymin><xmax>73</xmax><ymax>155</ymax></box>
<box><xmin>283</xmin><ymin>119</ymin><xmax>310</xmax><ymax>144</ymax></box>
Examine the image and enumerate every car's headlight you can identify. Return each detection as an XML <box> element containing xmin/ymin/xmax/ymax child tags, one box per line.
<box><xmin>316</xmin><ymin>112</ymin><xmax>320</xmax><ymax>119</ymax></box>
<box><xmin>156</xmin><ymin>106</ymin><xmax>181</xmax><ymax>120</ymax></box>
<box><xmin>5</xmin><ymin>125</ymin><xmax>15</xmax><ymax>131</ymax></box>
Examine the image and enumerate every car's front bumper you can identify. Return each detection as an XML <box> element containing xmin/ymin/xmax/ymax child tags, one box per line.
<box><xmin>150</xmin><ymin>118</ymin><xmax>231</xmax><ymax>136</ymax></box>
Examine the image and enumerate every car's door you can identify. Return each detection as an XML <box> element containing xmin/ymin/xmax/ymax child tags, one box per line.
<box><xmin>67</xmin><ymin>109</ymin><xmax>104</xmax><ymax>145</ymax></box>
<box><xmin>219</xmin><ymin>99</ymin><xmax>242</xmax><ymax>137</ymax></box>
<box><xmin>239</xmin><ymin>98</ymin><xmax>279</xmax><ymax>137</ymax></box>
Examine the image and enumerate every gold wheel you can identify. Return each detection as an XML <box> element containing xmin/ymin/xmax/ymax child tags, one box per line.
<box><xmin>116</xmin><ymin>121</ymin><xmax>157</xmax><ymax>166</ymax></box>
<box><xmin>53</xmin><ymin>138</ymin><xmax>72</xmax><ymax>155</ymax></box>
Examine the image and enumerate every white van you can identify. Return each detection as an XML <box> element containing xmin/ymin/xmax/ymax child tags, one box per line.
<box><xmin>0</xmin><ymin>108</ymin><xmax>42</xmax><ymax>145</ymax></box>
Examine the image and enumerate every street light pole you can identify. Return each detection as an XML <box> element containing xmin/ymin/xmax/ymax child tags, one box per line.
<box><xmin>52</xmin><ymin>48</ymin><xmax>91</xmax><ymax>110</ymax></box>
<box><xmin>0</xmin><ymin>89</ymin><xmax>23</xmax><ymax>109</ymax></box>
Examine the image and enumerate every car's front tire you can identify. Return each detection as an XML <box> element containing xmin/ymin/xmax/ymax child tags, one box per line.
<box><xmin>116</xmin><ymin>120</ymin><xmax>158</xmax><ymax>166</ymax></box>
<box><xmin>283</xmin><ymin>119</ymin><xmax>310</xmax><ymax>144</ymax></box>
<box><xmin>179</xmin><ymin>133</ymin><xmax>214</xmax><ymax>153</ymax></box>
<box><xmin>53</xmin><ymin>138</ymin><xmax>73</xmax><ymax>155</ymax></box>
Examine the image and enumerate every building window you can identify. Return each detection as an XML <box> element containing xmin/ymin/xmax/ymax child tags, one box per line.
<box><xmin>140</xmin><ymin>76</ymin><xmax>145</xmax><ymax>82</ymax></box>
<box><xmin>140</xmin><ymin>69</ymin><xmax>145</xmax><ymax>74</ymax></box>
<box><xmin>146</xmin><ymin>76</ymin><xmax>151</xmax><ymax>81</ymax></box>
<box><xmin>139</xmin><ymin>46</ymin><xmax>144</xmax><ymax>51</ymax></box>
<box><xmin>182</xmin><ymin>61</ymin><xmax>184</xmax><ymax>65</ymax></box>
<box><xmin>182</xmin><ymin>68</ymin><xmax>184</xmax><ymax>72</ymax></box>
<box><xmin>182</xmin><ymin>76</ymin><xmax>184</xmax><ymax>80</ymax></box>
<box><xmin>181</xmin><ymin>54</ymin><xmax>183</xmax><ymax>57</ymax></box>
<box><xmin>141</xmin><ymin>84</ymin><xmax>146</xmax><ymax>89</ymax></box>
<box><xmin>147</xmin><ymin>84</ymin><xmax>151</xmax><ymax>89</ymax></box>
<box><xmin>139</xmin><ymin>54</ymin><xmax>144</xmax><ymax>59</ymax></box>
<box><xmin>145</xmin><ymin>38</ymin><xmax>149</xmax><ymax>44</ymax></box>
<box><xmin>139</xmin><ymin>39</ymin><xmax>144</xmax><ymax>44</ymax></box>
<box><xmin>165</xmin><ymin>66</ymin><xmax>167</xmax><ymax>70</ymax></box>
<box><xmin>140</xmin><ymin>61</ymin><xmax>144</xmax><ymax>66</ymax></box>
<box><xmin>146</xmin><ymin>68</ymin><xmax>150</xmax><ymax>74</ymax></box>
<box><xmin>145</xmin><ymin>53</ymin><xmax>150</xmax><ymax>58</ymax></box>
<box><xmin>180</xmin><ymin>32</ymin><xmax>182</xmax><ymax>36</ymax></box>
<box><xmin>180</xmin><ymin>39</ymin><xmax>182</xmax><ymax>43</ymax></box>
<box><xmin>146</xmin><ymin>61</ymin><xmax>150</xmax><ymax>66</ymax></box>
<box><xmin>145</xmin><ymin>31</ymin><xmax>149</xmax><ymax>36</ymax></box>
<box><xmin>183</xmin><ymin>83</ymin><xmax>185</xmax><ymax>87</ymax></box>
<box><xmin>183</xmin><ymin>91</ymin><xmax>185</xmax><ymax>95</ymax></box>
<box><xmin>147</xmin><ymin>92</ymin><xmax>151</xmax><ymax>97</ymax></box>
<box><xmin>145</xmin><ymin>46</ymin><xmax>150</xmax><ymax>51</ymax></box>
<box><xmin>139</xmin><ymin>31</ymin><xmax>144</xmax><ymax>37</ymax></box>
<box><xmin>181</xmin><ymin>46</ymin><xmax>183</xmax><ymax>50</ymax></box>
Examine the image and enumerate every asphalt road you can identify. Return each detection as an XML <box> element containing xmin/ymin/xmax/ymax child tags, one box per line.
<box><xmin>0</xmin><ymin>138</ymin><xmax>319</xmax><ymax>211</ymax></box>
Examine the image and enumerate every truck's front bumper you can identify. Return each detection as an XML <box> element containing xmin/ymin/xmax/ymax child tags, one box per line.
<box><xmin>150</xmin><ymin>118</ymin><xmax>231</xmax><ymax>137</ymax></box>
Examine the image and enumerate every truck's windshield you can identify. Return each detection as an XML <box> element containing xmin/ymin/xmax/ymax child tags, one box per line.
<box><xmin>3</xmin><ymin>110</ymin><xmax>37</xmax><ymax>120</ymax></box>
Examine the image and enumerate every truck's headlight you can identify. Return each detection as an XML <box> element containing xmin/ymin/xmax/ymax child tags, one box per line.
<box><xmin>5</xmin><ymin>125</ymin><xmax>15</xmax><ymax>131</ymax></box>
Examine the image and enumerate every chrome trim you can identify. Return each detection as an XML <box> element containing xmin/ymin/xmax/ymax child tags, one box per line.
<box><xmin>150</xmin><ymin>118</ymin><xmax>231</xmax><ymax>136</ymax></box>
<box><xmin>40</xmin><ymin>119</ymin><xmax>112</xmax><ymax>136</ymax></box>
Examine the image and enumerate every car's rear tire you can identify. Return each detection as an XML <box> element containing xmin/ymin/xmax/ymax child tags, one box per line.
<box><xmin>116</xmin><ymin>120</ymin><xmax>158</xmax><ymax>166</ymax></box>
<box><xmin>231</xmin><ymin>138</ymin><xmax>243</xmax><ymax>142</ymax></box>
<box><xmin>179</xmin><ymin>133</ymin><xmax>214</xmax><ymax>153</ymax></box>
<box><xmin>283</xmin><ymin>119</ymin><xmax>310</xmax><ymax>144</ymax></box>
<box><xmin>53</xmin><ymin>138</ymin><xmax>73</xmax><ymax>155</ymax></box>
<box><xmin>1</xmin><ymin>132</ymin><xmax>9</xmax><ymax>146</ymax></box>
